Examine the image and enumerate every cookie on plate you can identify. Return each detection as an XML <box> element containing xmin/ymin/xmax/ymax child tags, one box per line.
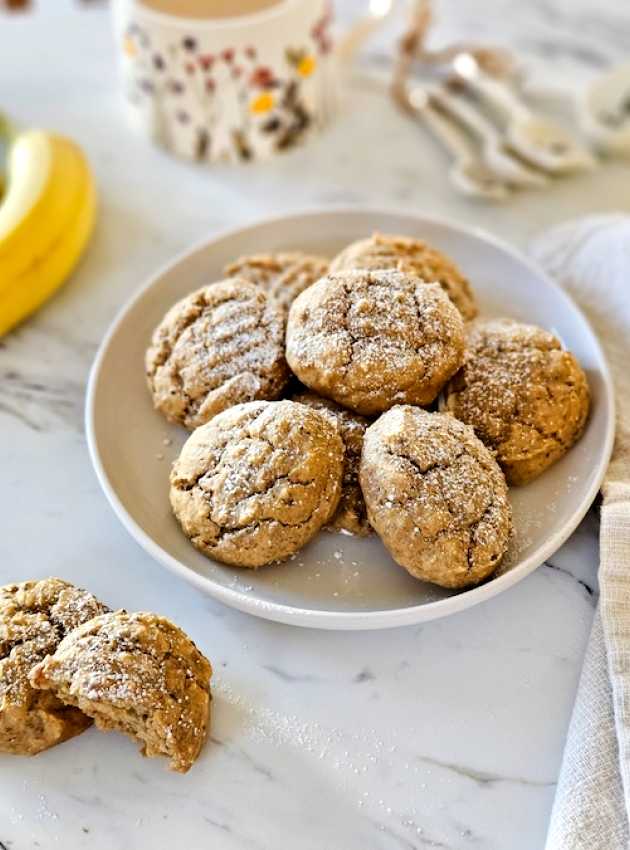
<box><xmin>360</xmin><ymin>407</ymin><xmax>511</xmax><ymax>589</ymax></box>
<box><xmin>329</xmin><ymin>233</ymin><xmax>478</xmax><ymax>320</ymax></box>
<box><xmin>441</xmin><ymin>318</ymin><xmax>590</xmax><ymax>485</ymax></box>
<box><xmin>170</xmin><ymin>400</ymin><xmax>345</xmax><ymax>567</ymax></box>
<box><xmin>30</xmin><ymin>611</ymin><xmax>212</xmax><ymax>774</ymax></box>
<box><xmin>0</xmin><ymin>578</ymin><xmax>108</xmax><ymax>756</ymax></box>
<box><xmin>292</xmin><ymin>389</ymin><xmax>372</xmax><ymax>536</ymax></box>
<box><xmin>286</xmin><ymin>269</ymin><xmax>465</xmax><ymax>415</ymax></box>
<box><xmin>225</xmin><ymin>252</ymin><xmax>329</xmax><ymax>315</ymax></box>
<box><xmin>145</xmin><ymin>279</ymin><xmax>290</xmax><ymax>430</ymax></box>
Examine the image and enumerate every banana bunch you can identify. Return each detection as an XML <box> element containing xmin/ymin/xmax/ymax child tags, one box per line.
<box><xmin>0</xmin><ymin>121</ymin><xmax>97</xmax><ymax>336</ymax></box>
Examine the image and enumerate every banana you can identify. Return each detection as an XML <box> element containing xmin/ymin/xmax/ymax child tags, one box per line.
<box><xmin>0</xmin><ymin>128</ymin><xmax>97</xmax><ymax>336</ymax></box>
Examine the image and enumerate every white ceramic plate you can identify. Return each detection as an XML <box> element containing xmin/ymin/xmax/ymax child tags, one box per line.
<box><xmin>86</xmin><ymin>209</ymin><xmax>614</xmax><ymax>630</ymax></box>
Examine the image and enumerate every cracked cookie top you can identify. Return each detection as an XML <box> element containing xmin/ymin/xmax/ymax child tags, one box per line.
<box><xmin>291</xmin><ymin>390</ymin><xmax>372</xmax><ymax>537</ymax></box>
<box><xmin>441</xmin><ymin>318</ymin><xmax>590</xmax><ymax>485</ymax></box>
<box><xmin>169</xmin><ymin>400</ymin><xmax>345</xmax><ymax>568</ymax></box>
<box><xmin>360</xmin><ymin>407</ymin><xmax>511</xmax><ymax>589</ymax></box>
<box><xmin>224</xmin><ymin>252</ymin><xmax>329</xmax><ymax>315</ymax></box>
<box><xmin>1</xmin><ymin>578</ymin><xmax>109</xmax><ymax>707</ymax></box>
<box><xmin>145</xmin><ymin>279</ymin><xmax>290</xmax><ymax>430</ymax></box>
<box><xmin>0</xmin><ymin>577</ymin><xmax>109</xmax><ymax>754</ymax></box>
<box><xmin>329</xmin><ymin>233</ymin><xmax>478</xmax><ymax>320</ymax></box>
<box><xmin>285</xmin><ymin>269</ymin><xmax>465</xmax><ymax>415</ymax></box>
<box><xmin>30</xmin><ymin>611</ymin><xmax>212</xmax><ymax>773</ymax></box>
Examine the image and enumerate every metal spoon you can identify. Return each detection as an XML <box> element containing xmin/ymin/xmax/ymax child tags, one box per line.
<box><xmin>452</xmin><ymin>53</ymin><xmax>596</xmax><ymax>174</ymax></box>
<box><xmin>337</xmin><ymin>0</ymin><xmax>397</xmax><ymax>64</ymax></box>
<box><xmin>407</xmin><ymin>86</ymin><xmax>511</xmax><ymax>200</ymax></box>
<box><xmin>579</xmin><ymin>61</ymin><xmax>630</xmax><ymax>156</ymax></box>
<box><xmin>427</xmin><ymin>85</ymin><xmax>548</xmax><ymax>188</ymax></box>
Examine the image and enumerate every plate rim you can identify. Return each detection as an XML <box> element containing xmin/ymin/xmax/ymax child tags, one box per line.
<box><xmin>85</xmin><ymin>205</ymin><xmax>615</xmax><ymax>630</ymax></box>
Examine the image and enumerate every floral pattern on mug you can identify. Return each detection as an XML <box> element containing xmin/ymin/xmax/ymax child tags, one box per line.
<box><xmin>120</xmin><ymin>2</ymin><xmax>333</xmax><ymax>163</ymax></box>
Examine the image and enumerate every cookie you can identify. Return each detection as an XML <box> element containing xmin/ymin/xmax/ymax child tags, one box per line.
<box><xmin>0</xmin><ymin>578</ymin><xmax>108</xmax><ymax>755</ymax></box>
<box><xmin>440</xmin><ymin>318</ymin><xmax>590</xmax><ymax>485</ymax></box>
<box><xmin>285</xmin><ymin>269</ymin><xmax>465</xmax><ymax>415</ymax></box>
<box><xmin>360</xmin><ymin>407</ymin><xmax>511</xmax><ymax>588</ymax></box>
<box><xmin>170</xmin><ymin>400</ymin><xmax>345</xmax><ymax>567</ymax></box>
<box><xmin>30</xmin><ymin>611</ymin><xmax>212</xmax><ymax>774</ymax></box>
<box><xmin>225</xmin><ymin>252</ymin><xmax>329</xmax><ymax>315</ymax></box>
<box><xmin>329</xmin><ymin>233</ymin><xmax>478</xmax><ymax>320</ymax></box>
<box><xmin>145</xmin><ymin>278</ymin><xmax>290</xmax><ymax>430</ymax></box>
<box><xmin>291</xmin><ymin>390</ymin><xmax>372</xmax><ymax>536</ymax></box>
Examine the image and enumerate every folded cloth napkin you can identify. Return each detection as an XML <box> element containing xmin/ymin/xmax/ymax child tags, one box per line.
<box><xmin>529</xmin><ymin>215</ymin><xmax>630</xmax><ymax>850</ymax></box>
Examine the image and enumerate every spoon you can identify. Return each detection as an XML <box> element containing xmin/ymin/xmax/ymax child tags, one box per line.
<box><xmin>406</xmin><ymin>86</ymin><xmax>510</xmax><ymax>201</ymax></box>
<box><xmin>452</xmin><ymin>53</ymin><xmax>596</xmax><ymax>174</ymax></box>
<box><xmin>579</xmin><ymin>62</ymin><xmax>630</xmax><ymax>156</ymax></box>
<box><xmin>337</xmin><ymin>0</ymin><xmax>397</xmax><ymax>64</ymax></box>
<box><xmin>427</xmin><ymin>85</ymin><xmax>548</xmax><ymax>188</ymax></box>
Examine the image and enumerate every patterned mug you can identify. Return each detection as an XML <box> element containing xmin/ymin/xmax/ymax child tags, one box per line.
<box><xmin>111</xmin><ymin>0</ymin><xmax>334</xmax><ymax>163</ymax></box>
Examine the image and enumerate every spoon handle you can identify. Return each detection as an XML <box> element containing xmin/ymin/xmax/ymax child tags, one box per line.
<box><xmin>336</xmin><ymin>0</ymin><xmax>396</xmax><ymax>64</ymax></box>
<box><xmin>428</xmin><ymin>84</ymin><xmax>503</xmax><ymax>143</ymax></box>
<box><xmin>389</xmin><ymin>69</ymin><xmax>509</xmax><ymax>199</ymax></box>
<box><xmin>413</xmin><ymin>97</ymin><xmax>510</xmax><ymax>199</ymax></box>
<box><xmin>428</xmin><ymin>85</ymin><xmax>548</xmax><ymax>187</ymax></box>
<box><xmin>455</xmin><ymin>63</ymin><xmax>531</xmax><ymax>124</ymax></box>
<box><xmin>414</xmin><ymin>93</ymin><xmax>478</xmax><ymax>163</ymax></box>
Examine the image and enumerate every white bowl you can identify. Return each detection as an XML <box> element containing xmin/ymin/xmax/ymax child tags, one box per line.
<box><xmin>86</xmin><ymin>208</ymin><xmax>614</xmax><ymax>630</ymax></box>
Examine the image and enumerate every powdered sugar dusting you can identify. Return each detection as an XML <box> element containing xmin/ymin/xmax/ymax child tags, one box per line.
<box><xmin>441</xmin><ymin>318</ymin><xmax>590</xmax><ymax>484</ymax></box>
<box><xmin>225</xmin><ymin>252</ymin><xmax>329</xmax><ymax>314</ymax></box>
<box><xmin>146</xmin><ymin>279</ymin><xmax>290</xmax><ymax>429</ymax></box>
<box><xmin>286</xmin><ymin>269</ymin><xmax>465</xmax><ymax>415</ymax></box>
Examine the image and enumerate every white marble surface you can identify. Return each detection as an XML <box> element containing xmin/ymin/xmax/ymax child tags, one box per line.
<box><xmin>1</xmin><ymin>2</ymin><xmax>630</xmax><ymax>848</ymax></box>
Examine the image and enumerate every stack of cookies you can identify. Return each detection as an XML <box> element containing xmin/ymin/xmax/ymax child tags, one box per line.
<box><xmin>146</xmin><ymin>233</ymin><xmax>590</xmax><ymax>591</ymax></box>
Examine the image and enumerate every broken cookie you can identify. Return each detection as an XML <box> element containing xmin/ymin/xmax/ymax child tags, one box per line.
<box><xmin>0</xmin><ymin>578</ymin><xmax>108</xmax><ymax>755</ymax></box>
<box><xmin>29</xmin><ymin>610</ymin><xmax>212</xmax><ymax>773</ymax></box>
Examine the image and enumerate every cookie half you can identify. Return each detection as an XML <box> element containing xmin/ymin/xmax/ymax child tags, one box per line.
<box><xmin>0</xmin><ymin>577</ymin><xmax>108</xmax><ymax>755</ymax></box>
<box><xmin>30</xmin><ymin>611</ymin><xmax>212</xmax><ymax>774</ymax></box>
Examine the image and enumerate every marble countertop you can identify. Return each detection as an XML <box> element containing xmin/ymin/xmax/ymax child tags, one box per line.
<box><xmin>1</xmin><ymin>1</ymin><xmax>630</xmax><ymax>848</ymax></box>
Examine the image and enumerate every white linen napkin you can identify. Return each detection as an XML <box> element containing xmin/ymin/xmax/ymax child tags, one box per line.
<box><xmin>529</xmin><ymin>215</ymin><xmax>630</xmax><ymax>850</ymax></box>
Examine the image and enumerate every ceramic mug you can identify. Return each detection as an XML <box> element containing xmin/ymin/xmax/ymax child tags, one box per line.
<box><xmin>111</xmin><ymin>0</ymin><xmax>334</xmax><ymax>163</ymax></box>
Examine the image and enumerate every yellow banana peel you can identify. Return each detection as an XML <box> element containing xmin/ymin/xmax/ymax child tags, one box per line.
<box><xmin>0</xmin><ymin>122</ymin><xmax>97</xmax><ymax>336</ymax></box>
